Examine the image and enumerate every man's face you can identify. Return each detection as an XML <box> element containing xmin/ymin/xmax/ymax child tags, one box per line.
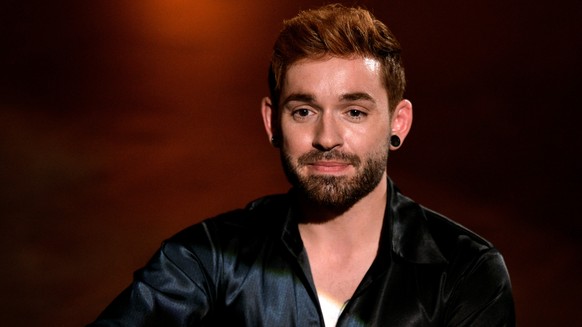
<box><xmin>278</xmin><ymin>56</ymin><xmax>391</xmax><ymax>210</ymax></box>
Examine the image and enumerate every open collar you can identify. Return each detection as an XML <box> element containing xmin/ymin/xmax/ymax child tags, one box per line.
<box><xmin>388</xmin><ymin>179</ymin><xmax>447</xmax><ymax>264</ymax></box>
<box><xmin>279</xmin><ymin>179</ymin><xmax>447</xmax><ymax>265</ymax></box>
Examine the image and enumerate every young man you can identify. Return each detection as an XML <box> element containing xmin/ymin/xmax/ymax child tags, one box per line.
<box><xmin>89</xmin><ymin>4</ymin><xmax>515</xmax><ymax>326</ymax></box>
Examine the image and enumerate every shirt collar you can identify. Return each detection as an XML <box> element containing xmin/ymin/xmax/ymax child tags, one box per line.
<box><xmin>388</xmin><ymin>179</ymin><xmax>447</xmax><ymax>264</ymax></box>
<box><xmin>279</xmin><ymin>179</ymin><xmax>447</xmax><ymax>265</ymax></box>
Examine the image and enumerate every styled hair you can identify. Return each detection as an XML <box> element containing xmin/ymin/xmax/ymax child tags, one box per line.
<box><xmin>268</xmin><ymin>3</ymin><xmax>406</xmax><ymax>113</ymax></box>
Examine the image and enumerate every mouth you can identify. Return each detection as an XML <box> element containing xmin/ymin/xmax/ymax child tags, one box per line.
<box><xmin>306</xmin><ymin>161</ymin><xmax>352</xmax><ymax>174</ymax></box>
<box><xmin>295</xmin><ymin>150</ymin><xmax>361</xmax><ymax>175</ymax></box>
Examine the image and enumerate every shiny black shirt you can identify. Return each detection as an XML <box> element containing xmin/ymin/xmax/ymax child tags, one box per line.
<box><xmin>89</xmin><ymin>181</ymin><xmax>515</xmax><ymax>326</ymax></box>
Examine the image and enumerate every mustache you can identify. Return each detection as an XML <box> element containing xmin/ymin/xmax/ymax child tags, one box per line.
<box><xmin>297</xmin><ymin>150</ymin><xmax>361</xmax><ymax>167</ymax></box>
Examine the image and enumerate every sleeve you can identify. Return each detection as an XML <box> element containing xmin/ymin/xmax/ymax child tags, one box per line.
<box><xmin>87</xmin><ymin>223</ymin><xmax>220</xmax><ymax>327</ymax></box>
<box><xmin>445</xmin><ymin>249</ymin><xmax>516</xmax><ymax>327</ymax></box>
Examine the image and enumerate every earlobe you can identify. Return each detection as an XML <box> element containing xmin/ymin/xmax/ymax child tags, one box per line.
<box><xmin>390</xmin><ymin>135</ymin><xmax>401</xmax><ymax>148</ymax></box>
<box><xmin>390</xmin><ymin>99</ymin><xmax>413</xmax><ymax>150</ymax></box>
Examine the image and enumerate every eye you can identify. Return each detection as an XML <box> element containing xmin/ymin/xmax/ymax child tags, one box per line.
<box><xmin>346</xmin><ymin>109</ymin><xmax>367</xmax><ymax>120</ymax></box>
<box><xmin>296</xmin><ymin>109</ymin><xmax>310</xmax><ymax>116</ymax></box>
<box><xmin>291</xmin><ymin>108</ymin><xmax>315</xmax><ymax>120</ymax></box>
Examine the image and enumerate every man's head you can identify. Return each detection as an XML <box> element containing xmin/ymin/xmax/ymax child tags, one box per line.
<box><xmin>261</xmin><ymin>4</ymin><xmax>412</xmax><ymax>212</ymax></box>
<box><xmin>268</xmin><ymin>3</ymin><xmax>405</xmax><ymax>114</ymax></box>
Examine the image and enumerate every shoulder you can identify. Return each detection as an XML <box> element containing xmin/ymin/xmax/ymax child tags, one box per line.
<box><xmin>420</xmin><ymin>204</ymin><xmax>494</xmax><ymax>257</ymax></box>
<box><xmin>421</xmin><ymin>204</ymin><xmax>511</xmax><ymax>282</ymax></box>
<box><xmin>407</xmin><ymin>198</ymin><xmax>511</xmax><ymax>288</ymax></box>
<box><xmin>161</xmin><ymin>193</ymin><xmax>291</xmax><ymax>256</ymax></box>
<box><xmin>135</xmin><ymin>194</ymin><xmax>291</xmax><ymax>288</ymax></box>
<box><xmin>417</xmin><ymin>206</ymin><xmax>515</xmax><ymax>324</ymax></box>
<box><xmin>390</xmin><ymin>188</ymin><xmax>505</xmax><ymax>270</ymax></box>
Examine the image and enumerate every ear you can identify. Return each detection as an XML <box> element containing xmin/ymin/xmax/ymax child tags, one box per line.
<box><xmin>261</xmin><ymin>97</ymin><xmax>277</xmax><ymax>145</ymax></box>
<box><xmin>390</xmin><ymin>99</ymin><xmax>413</xmax><ymax>150</ymax></box>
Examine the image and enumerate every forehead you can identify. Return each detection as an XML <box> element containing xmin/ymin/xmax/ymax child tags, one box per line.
<box><xmin>286</xmin><ymin>55</ymin><xmax>382</xmax><ymax>79</ymax></box>
<box><xmin>281</xmin><ymin>56</ymin><xmax>387</xmax><ymax>102</ymax></box>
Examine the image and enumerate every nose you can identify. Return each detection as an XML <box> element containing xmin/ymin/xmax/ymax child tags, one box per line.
<box><xmin>312</xmin><ymin>112</ymin><xmax>343</xmax><ymax>151</ymax></box>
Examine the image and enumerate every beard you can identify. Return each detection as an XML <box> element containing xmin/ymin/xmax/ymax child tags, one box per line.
<box><xmin>281</xmin><ymin>143</ymin><xmax>388</xmax><ymax>212</ymax></box>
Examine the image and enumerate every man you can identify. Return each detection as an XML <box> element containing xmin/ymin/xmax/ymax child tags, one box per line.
<box><xmin>89</xmin><ymin>4</ymin><xmax>515</xmax><ymax>326</ymax></box>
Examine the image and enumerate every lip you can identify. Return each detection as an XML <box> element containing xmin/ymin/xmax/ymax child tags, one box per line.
<box><xmin>307</xmin><ymin>161</ymin><xmax>352</xmax><ymax>173</ymax></box>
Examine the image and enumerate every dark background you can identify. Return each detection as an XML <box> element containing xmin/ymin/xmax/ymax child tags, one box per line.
<box><xmin>1</xmin><ymin>0</ymin><xmax>580</xmax><ymax>325</ymax></box>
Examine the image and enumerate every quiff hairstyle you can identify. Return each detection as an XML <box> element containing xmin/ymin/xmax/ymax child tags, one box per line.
<box><xmin>268</xmin><ymin>3</ymin><xmax>406</xmax><ymax>113</ymax></box>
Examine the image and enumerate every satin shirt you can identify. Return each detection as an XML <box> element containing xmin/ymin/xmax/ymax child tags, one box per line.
<box><xmin>89</xmin><ymin>180</ymin><xmax>515</xmax><ymax>326</ymax></box>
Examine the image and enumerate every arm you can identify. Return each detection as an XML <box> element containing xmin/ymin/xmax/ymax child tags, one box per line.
<box><xmin>88</xmin><ymin>224</ymin><xmax>219</xmax><ymax>326</ymax></box>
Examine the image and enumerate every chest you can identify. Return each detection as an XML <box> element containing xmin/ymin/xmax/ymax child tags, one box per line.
<box><xmin>214</xmin><ymin>253</ymin><xmax>446</xmax><ymax>326</ymax></box>
<box><xmin>307</xmin><ymin>249</ymin><xmax>376</xmax><ymax>305</ymax></box>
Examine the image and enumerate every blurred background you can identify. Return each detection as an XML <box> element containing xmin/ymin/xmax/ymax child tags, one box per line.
<box><xmin>1</xmin><ymin>0</ymin><xmax>580</xmax><ymax>325</ymax></box>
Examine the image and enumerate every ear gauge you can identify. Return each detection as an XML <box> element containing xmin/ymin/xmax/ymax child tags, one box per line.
<box><xmin>271</xmin><ymin>136</ymin><xmax>282</xmax><ymax>148</ymax></box>
<box><xmin>390</xmin><ymin>135</ymin><xmax>401</xmax><ymax>148</ymax></box>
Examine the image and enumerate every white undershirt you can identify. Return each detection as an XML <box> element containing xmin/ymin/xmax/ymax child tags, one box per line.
<box><xmin>319</xmin><ymin>294</ymin><xmax>346</xmax><ymax>326</ymax></box>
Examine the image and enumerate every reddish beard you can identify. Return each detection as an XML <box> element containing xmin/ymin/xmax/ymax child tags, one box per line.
<box><xmin>281</xmin><ymin>147</ymin><xmax>388</xmax><ymax>212</ymax></box>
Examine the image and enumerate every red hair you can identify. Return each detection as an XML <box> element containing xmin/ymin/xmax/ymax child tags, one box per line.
<box><xmin>269</xmin><ymin>4</ymin><xmax>406</xmax><ymax>113</ymax></box>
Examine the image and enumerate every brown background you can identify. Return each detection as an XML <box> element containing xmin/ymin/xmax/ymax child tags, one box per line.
<box><xmin>1</xmin><ymin>0</ymin><xmax>580</xmax><ymax>325</ymax></box>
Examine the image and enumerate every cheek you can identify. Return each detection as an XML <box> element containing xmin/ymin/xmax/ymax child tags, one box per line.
<box><xmin>345</xmin><ymin>124</ymin><xmax>390</xmax><ymax>148</ymax></box>
<box><xmin>283</xmin><ymin>139</ymin><xmax>311</xmax><ymax>158</ymax></box>
<box><xmin>281</xmin><ymin>124</ymin><xmax>313</xmax><ymax>149</ymax></box>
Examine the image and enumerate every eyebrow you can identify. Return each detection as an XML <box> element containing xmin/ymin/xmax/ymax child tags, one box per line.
<box><xmin>340</xmin><ymin>92</ymin><xmax>376</xmax><ymax>103</ymax></box>
<box><xmin>281</xmin><ymin>92</ymin><xmax>376</xmax><ymax>107</ymax></box>
<box><xmin>281</xmin><ymin>93</ymin><xmax>315</xmax><ymax>106</ymax></box>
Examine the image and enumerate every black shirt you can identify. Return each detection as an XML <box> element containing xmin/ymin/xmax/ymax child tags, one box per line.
<box><xmin>89</xmin><ymin>180</ymin><xmax>515</xmax><ymax>326</ymax></box>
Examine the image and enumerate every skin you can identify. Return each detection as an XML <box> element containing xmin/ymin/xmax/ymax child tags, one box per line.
<box><xmin>261</xmin><ymin>55</ymin><xmax>413</xmax><ymax>308</ymax></box>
